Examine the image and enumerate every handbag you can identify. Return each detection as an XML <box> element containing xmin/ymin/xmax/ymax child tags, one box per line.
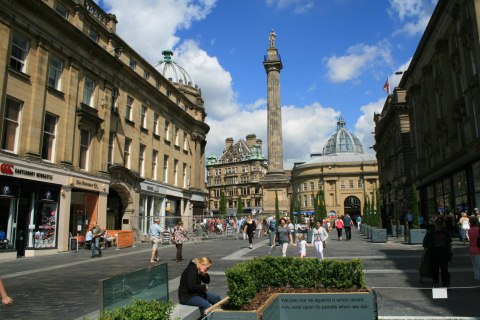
<box><xmin>322</xmin><ymin>241</ymin><xmax>326</xmax><ymax>248</ymax></box>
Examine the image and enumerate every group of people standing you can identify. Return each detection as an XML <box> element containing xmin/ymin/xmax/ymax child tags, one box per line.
<box><xmin>148</xmin><ymin>218</ymin><xmax>188</xmax><ymax>263</ymax></box>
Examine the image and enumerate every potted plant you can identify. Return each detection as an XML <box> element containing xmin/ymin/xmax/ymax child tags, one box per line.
<box><xmin>206</xmin><ymin>257</ymin><xmax>377</xmax><ymax>320</ymax></box>
<box><xmin>408</xmin><ymin>184</ymin><xmax>426</xmax><ymax>244</ymax></box>
<box><xmin>370</xmin><ymin>190</ymin><xmax>387</xmax><ymax>243</ymax></box>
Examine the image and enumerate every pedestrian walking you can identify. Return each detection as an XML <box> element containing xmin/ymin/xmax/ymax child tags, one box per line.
<box><xmin>171</xmin><ymin>220</ymin><xmax>188</xmax><ymax>262</ymax></box>
<box><xmin>244</xmin><ymin>216</ymin><xmax>256</xmax><ymax>249</ymax></box>
<box><xmin>467</xmin><ymin>216</ymin><xmax>480</xmax><ymax>284</ymax></box>
<box><xmin>273</xmin><ymin>218</ymin><xmax>293</xmax><ymax>257</ymax></box>
<box><xmin>313</xmin><ymin>221</ymin><xmax>329</xmax><ymax>261</ymax></box>
<box><xmin>459</xmin><ymin>212</ymin><xmax>470</xmax><ymax>244</ymax></box>
<box><xmin>343</xmin><ymin>213</ymin><xmax>354</xmax><ymax>241</ymax></box>
<box><xmin>0</xmin><ymin>277</ymin><xmax>13</xmax><ymax>305</ymax></box>
<box><xmin>423</xmin><ymin>217</ymin><xmax>452</xmax><ymax>287</ymax></box>
<box><xmin>91</xmin><ymin>223</ymin><xmax>104</xmax><ymax>258</ymax></box>
<box><xmin>149</xmin><ymin>217</ymin><xmax>162</xmax><ymax>263</ymax></box>
<box><xmin>356</xmin><ymin>215</ymin><xmax>362</xmax><ymax>230</ymax></box>
<box><xmin>294</xmin><ymin>234</ymin><xmax>311</xmax><ymax>259</ymax></box>
<box><xmin>335</xmin><ymin>216</ymin><xmax>344</xmax><ymax>241</ymax></box>
<box><xmin>256</xmin><ymin>218</ymin><xmax>263</xmax><ymax>238</ymax></box>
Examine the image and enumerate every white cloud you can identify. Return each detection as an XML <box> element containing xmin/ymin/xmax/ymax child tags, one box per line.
<box><xmin>175</xmin><ymin>40</ymin><xmax>239</xmax><ymax>118</ymax></box>
<box><xmin>101</xmin><ymin>0</ymin><xmax>217</xmax><ymax>64</ymax></box>
<box><xmin>354</xmin><ymin>98</ymin><xmax>385</xmax><ymax>155</ymax></box>
<box><xmin>325</xmin><ymin>41</ymin><xmax>393</xmax><ymax>83</ymax></box>
<box><xmin>245</xmin><ymin>98</ymin><xmax>267</xmax><ymax>111</ymax></box>
<box><xmin>265</xmin><ymin>0</ymin><xmax>315</xmax><ymax>13</ymax></box>
<box><xmin>389</xmin><ymin>0</ymin><xmax>437</xmax><ymax>37</ymax></box>
<box><xmin>205</xmin><ymin>102</ymin><xmax>341</xmax><ymax>170</ymax></box>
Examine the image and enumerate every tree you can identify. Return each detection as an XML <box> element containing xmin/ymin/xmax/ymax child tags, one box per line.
<box><xmin>363</xmin><ymin>194</ymin><xmax>369</xmax><ymax>225</ymax></box>
<box><xmin>314</xmin><ymin>191</ymin><xmax>327</xmax><ymax>224</ymax></box>
<box><xmin>219</xmin><ymin>191</ymin><xmax>227</xmax><ymax>216</ymax></box>
<box><xmin>237</xmin><ymin>195</ymin><xmax>243</xmax><ymax>216</ymax></box>
<box><xmin>275</xmin><ymin>190</ymin><xmax>280</xmax><ymax>222</ymax></box>
<box><xmin>412</xmin><ymin>184</ymin><xmax>420</xmax><ymax>229</ymax></box>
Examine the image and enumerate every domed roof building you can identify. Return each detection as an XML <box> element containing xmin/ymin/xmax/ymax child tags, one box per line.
<box><xmin>291</xmin><ymin>118</ymin><xmax>379</xmax><ymax>221</ymax></box>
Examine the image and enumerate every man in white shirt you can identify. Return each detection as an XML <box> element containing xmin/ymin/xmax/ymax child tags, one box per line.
<box><xmin>149</xmin><ymin>218</ymin><xmax>163</xmax><ymax>263</ymax></box>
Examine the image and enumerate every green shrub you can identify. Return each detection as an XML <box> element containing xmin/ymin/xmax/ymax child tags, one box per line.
<box><xmin>98</xmin><ymin>299</ymin><xmax>174</xmax><ymax>320</ymax></box>
<box><xmin>225</xmin><ymin>257</ymin><xmax>366</xmax><ymax>310</ymax></box>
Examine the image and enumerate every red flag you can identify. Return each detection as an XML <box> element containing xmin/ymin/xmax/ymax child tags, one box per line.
<box><xmin>383</xmin><ymin>77</ymin><xmax>389</xmax><ymax>94</ymax></box>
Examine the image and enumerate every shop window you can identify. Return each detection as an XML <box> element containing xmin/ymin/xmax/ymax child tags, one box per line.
<box><xmin>2</xmin><ymin>97</ymin><xmax>22</xmax><ymax>152</ymax></box>
<box><xmin>79</xmin><ymin>129</ymin><xmax>91</xmax><ymax>169</ymax></box>
<box><xmin>34</xmin><ymin>193</ymin><xmax>58</xmax><ymax>248</ymax></box>
<box><xmin>42</xmin><ymin>113</ymin><xmax>57</xmax><ymax>161</ymax></box>
<box><xmin>10</xmin><ymin>32</ymin><xmax>29</xmax><ymax>73</ymax></box>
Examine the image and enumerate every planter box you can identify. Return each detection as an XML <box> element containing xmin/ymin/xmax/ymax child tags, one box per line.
<box><xmin>206</xmin><ymin>297</ymin><xmax>264</xmax><ymax>320</ymax></box>
<box><xmin>370</xmin><ymin>228</ymin><xmax>387</xmax><ymax>243</ymax></box>
<box><xmin>408</xmin><ymin>228</ymin><xmax>426</xmax><ymax>244</ymax></box>
<box><xmin>207</xmin><ymin>291</ymin><xmax>377</xmax><ymax>320</ymax></box>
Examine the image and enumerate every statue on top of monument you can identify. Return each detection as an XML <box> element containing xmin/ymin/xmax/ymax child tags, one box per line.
<box><xmin>269</xmin><ymin>29</ymin><xmax>276</xmax><ymax>48</ymax></box>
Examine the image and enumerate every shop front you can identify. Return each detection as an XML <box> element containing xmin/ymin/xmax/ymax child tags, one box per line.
<box><xmin>0</xmin><ymin>158</ymin><xmax>67</xmax><ymax>259</ymax></box>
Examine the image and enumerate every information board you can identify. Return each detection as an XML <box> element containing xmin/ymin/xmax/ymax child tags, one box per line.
<box><xmin>70</xmin><ymin>238</ymin><xmax>78</xmax><ymax>251</ymax></box>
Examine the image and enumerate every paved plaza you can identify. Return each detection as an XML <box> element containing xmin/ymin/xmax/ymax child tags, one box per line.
<box><xmin>1</xmin><ymin>228</ymin><xmax>479</xmax><ymax>320</ymax></box>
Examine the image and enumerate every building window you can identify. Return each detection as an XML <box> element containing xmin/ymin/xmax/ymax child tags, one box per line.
<box><xmin>108</xmin><ymin>132</ymin><xmax>115</xmax><ymax>165</ymax></box>
<box><xmin>174</xmin><ymin>159</ymin><xmax>179</xmax><ymax>186</ymax></box>
<box><xmin>318</xmin><ymin>181</ymin><xmax>323</xmax><ymax>190</ymax></box>
<box><xmin>10</xmin><ymin>32</ymin><xmax>29</xmax><ymax>73</ymax></box>
<box><xmin>303</xmin><ymin>195</ymin><xmax>307</xmax><ymax>207</ymax></box>
<box><xmin>126</xmin><ymin>95</ymin><xmax>134</xmax><ymax>121</ymax></box>
<box><xmin>144</xmin><ymin>71</ymin><xmax>150</xmax><ymax>80</ymax></box>
<box><xmin>349</xmin><ymin>180</ymin><xmax>354</xmax><ymax>189</ymax></box>
<box><xmin>55</xmin><ymin>3</ymin><xmax>69</xmax><ymax>19</ymax></box>
<box><xmin>310</xmin><ymin>182</ymin><xmax>314</xmax><ymax>191</ymax></box>
<box><xmin>340</xmin><ymin>180</ymin><xmax>345</xmax><ymax>189</ymax></box>
<box><xmin>155</xmin><ymin>81</ymin><xmax>161</xmax><ymax>90</ymax></box>
<box><xmin>358</xmin><ymin>180</ymin><xmax>363</xmax><ymax>189</ymax></box>
<box><xmin>141</xmin><ymin>105</ymin><xmax>147</xmax><ymax>129</ymax></box>
<box><xmin>139</xmin><ymin>144</ymin><xmax>146</xmax><ymax>176</ymax></box>
<box><xmin>310</xmin><ymin>194</ymin><xmax>314</xmax><ymax>206</ymax></box>
<box><xmin>153</xmin><ymin>113</ymin><xmax>159</xmax><ymax>135</ymax></box>
<box><xmin>89</xmin><ymin>29</ymin><xmax>99</xmax><ymax>42</ymax></box>
<box><xmin>48</xmin><ymin>55</ymin><xmax>63</xmax><ymax>90</ymax></box>
<box><xmin>303</xmin><ymin>183</ymin><xmax>307</xmax><ymax>191</ymax></box>
<box><xmin>42</xmin><ymin>113</ymin><xmax>57</xmax><ymax>161</ymax></box>
<box><xmin>183</xmin><ymin>163</ymin><xmax>187</xmax><ymax>188</ymax></box>
<box><xmin>183</xmin><ymin>133</ymin><xmax>188</xmax><ymax>150</ymax></box>
<box><xmin>175</xmin><ymin>127</ymin><xmax>180</xmax><ymax>146</ymax></box>
<box><xmin>164</xmin><ymin>120</ymin><xmax>170</xmax><ymax>141</ymax></box>
<box><xmin>83</xmin><ymin>76</ymin><xmax>95</xmax><ymax>106</ymax></box>
<box><xmin>111</xmin><ymin>87</ymin><xmax>119</xmax><ymax>113</ymax></box>
<box><xmin>79</xmin><ymin>129</ymin><xmax>91</xmax><ymax>170</ymax></box>
<box><xmin>163</xmin><ymin>155</ymin><xmax>169</xmax><ymax>183</ymax></box>
<box><xmin>124</xmin><ymin>138</ymin><xmax>131</xmax><ymax>168</ymax></box>
<box><xmin>129</xmin><ymin>59</ymin><xmax>137</xmax><ymax>69</ymax></box>
<box><xmin>2</xmin><ymin>98</ymin><xmax>22</xmax><ymax>152</ymax></box>
<box><xmin>152</xmin><ymin>150</ymin><xmax>158</xmax><ymax>180</ymax></box>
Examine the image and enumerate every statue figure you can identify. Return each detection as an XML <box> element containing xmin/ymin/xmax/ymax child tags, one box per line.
<box><xmin>269</xmin><ymin>29</ymin><xmax>276</xmax><ymax>47</ymax></box>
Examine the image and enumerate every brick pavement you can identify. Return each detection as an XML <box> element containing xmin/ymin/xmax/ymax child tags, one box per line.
<box><xmin>0</xmin><ymin>228</ymin><xmax>479</xmax><ymax>319</ymax></box>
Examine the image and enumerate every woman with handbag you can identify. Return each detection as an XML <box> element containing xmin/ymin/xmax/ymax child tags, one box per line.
<box><xmin>172</xmin><ymin>221</ymin><xmax>188</xmax><ymax>262</ymax></box>
<box><xmin>313</xmin><ymin>221</ymin><xmax>329</xmax><ymax>262</ymax></box>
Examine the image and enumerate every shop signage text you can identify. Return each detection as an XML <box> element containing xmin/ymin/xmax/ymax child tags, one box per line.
<box><xmin>1</xmin><ymin>163</ymin><xmax>53</xmax><ymax>180</ymax></box>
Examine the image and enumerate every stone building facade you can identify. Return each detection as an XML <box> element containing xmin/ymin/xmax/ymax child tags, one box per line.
<box><xmin>375</xmin><ymin>0</ymin><xmax>480</xmax><ymax>220</ymax></box>
<box><xmin>206</xmin><ymin>135</ymin><xmax>267</xmax><ymax>215</ymax></box>
<box><xmin>0</xmin><ymin>0</ymin><xmax>208</xmax><ymax>258</ymax></box>
<box><xmin>292</xmin><ymin>118</ymin><xmax>379</xmax><ymax>219</ymax></box>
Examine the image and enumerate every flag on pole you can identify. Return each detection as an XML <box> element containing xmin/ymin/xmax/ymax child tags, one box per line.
<box><xmin>383</xmin><ymin>76</ymin><xmax>390</xmax><ymax>94</ymax></box>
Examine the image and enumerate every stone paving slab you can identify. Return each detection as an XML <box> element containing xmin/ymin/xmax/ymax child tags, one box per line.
<box><xmin>0</xmin><ymin>228</ymin><xmax>479</xmax><ymax>319</ymax></box>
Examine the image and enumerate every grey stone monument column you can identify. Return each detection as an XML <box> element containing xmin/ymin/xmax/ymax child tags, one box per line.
<box><xmin>261</xmin><ymin>30</ymin><xmax>290</xmax><ymax>214</ymax></box>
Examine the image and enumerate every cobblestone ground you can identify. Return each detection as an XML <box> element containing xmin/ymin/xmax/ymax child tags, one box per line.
<box><xmin>0</xmin><ymin>229</ymin><xmax>479</xmax><ymax>319</ymax></box>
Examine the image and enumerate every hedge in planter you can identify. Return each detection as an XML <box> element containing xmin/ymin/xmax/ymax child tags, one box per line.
<box><xmin>224</xmin><ymin>256</ymin><xmax>365</xmax><ymax>310</ymax></box>
<box><xmin>97</xmin><ymin>299</ymin><xmax>174</xmax><ymax>320</ymax></box>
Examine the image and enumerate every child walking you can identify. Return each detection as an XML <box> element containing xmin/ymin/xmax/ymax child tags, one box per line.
<box><xmin>295</xmin><ymin>234</ymin><xmax>311</xmax><ymax>259</ymax></box>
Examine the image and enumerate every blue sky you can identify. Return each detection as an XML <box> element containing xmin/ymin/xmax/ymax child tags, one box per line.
<box><xmin>96</xmin><ymin>0</ymin><xmax>437</xmax><ymax>168</ymax></box>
